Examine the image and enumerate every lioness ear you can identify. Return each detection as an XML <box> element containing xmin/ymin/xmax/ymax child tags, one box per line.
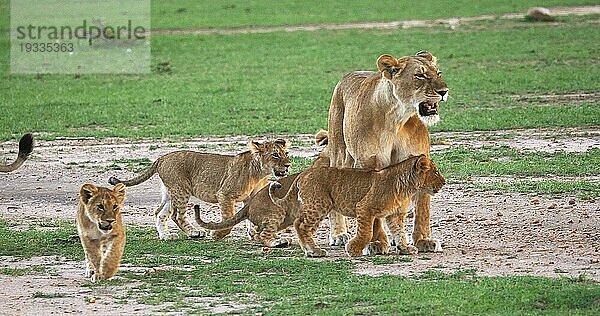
<box><xmin>248</xmin><ymin>140</ymin><xmax>262</xmax><ymax>154</ymax></box>
<box><xmin>274</xmin><ymin>138</ymin><xmax>289</xmax><ymax>150</ymax></box>
<box><xmin>80</xmin><ymin>184</ymin><xmax>98</xmax><ymax>204</ymax></box>
<box><xmin>112</xmin><ymin>183</ymin><xmax>126</xmax><ymax>199</ymax></box>
<box><xmin>416</xmin><ymin>51</ymin><xmax>438</xmax><ymax>65</ymax></box>
<box><xmin>415</xmin><ymin>155</ymin><xmax>431</xmax><ymax>172</ymax></box>
<box><xmin>377</xmin><ymin>54</ymin><xmax>404</xmax><ymax>79</ymax></box>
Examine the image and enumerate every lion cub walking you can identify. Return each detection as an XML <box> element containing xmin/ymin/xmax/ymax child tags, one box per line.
<box><xmin>271</xmin><ymin>155</ymin><xmax>445</xmax><ymax>257</ymax></box>
<box><xmin>109</xmin><ymin>139</ymin><xmax>291</xmax><ymax>240</ymax></box>
<box><xmin>76</xmin><ymin>183</ymin><xmax>126</xmax><ymax>282</ymax></box>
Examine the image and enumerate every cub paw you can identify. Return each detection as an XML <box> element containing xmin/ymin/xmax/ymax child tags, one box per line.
<box><xmin>305</xmin><ymin>248</ymin><xmax>327</xmax><ymax>257</ymax></box>
<box><xmin>159</xmin><ymin>232</ymin><xmax>179</xmax><ymax>240</ymax></box>
<box><xmin>85</xmin><ymin>269</ymin><xmax>94</xmax><ymax>279</ymax></box>
<box><xmin>211</xmin><ymin>229</ymin><xmax>231</xmax><ymax>240</ymax></box>
<box><xmin>415</xmin><ymin>239</ymin><xmax>442</xmax><ymax>253</ymax></box>
<box><xmin>271</xmin><ymin>238</ymin><xmax>291</xmax><ymax>248</ymax></box>
<box><xmin>188</xmin><ymin>230</ymin><xmax>206</xmax><ymax>239</ymax></box>
<box><xmin>328</xmin><ymin>233</ymin><xmax>350</xmax><ymax>247</ymax></box>
<box><xmin>361</xmin><ymin>241</ymin><xmax>390</xmax><ymax>256</ymax></box>
<box><xmin>396</xmin><ymin>244</ymin><xmax>419</xmax><ymax>255</ymax></box>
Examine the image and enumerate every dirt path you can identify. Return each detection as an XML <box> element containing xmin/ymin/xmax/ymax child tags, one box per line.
<box><xmin>0</xmin><ymin>127</ymin><xmax>599</xmax><ymax>313</ymax></box>
<box><xmin>152</xmin><ymin>5</ymin><xmax>600</xmax><ymax>36</ymax></box>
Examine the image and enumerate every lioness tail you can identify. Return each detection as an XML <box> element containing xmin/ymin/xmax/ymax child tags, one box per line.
<box><xmin>108</xmin><ymin>159</ymin><xmax>159</xmax><ymax>187</ymax></box>
<box><xmin>0</xmin><ymin>133</ymin><xmax>34</xmax><ymax>173</ymax></box>
<box><xmin>194</xmin><ymin>204</ymin><xmax>249</xmax><ymax>230</ymax></box>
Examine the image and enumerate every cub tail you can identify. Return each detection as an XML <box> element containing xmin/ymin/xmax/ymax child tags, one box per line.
<box><xmin>194</xmin><ymin>204</ymin><xmax>249</xmax><ymax>231</ymax></box>
<box><xmin>314</xmin><ymin>130</ymin><xmax>328</xmax><ymax>146</ymax></box>
<box><xmin>268</xmin><ymin>178</ymin><xmax>300</xmax><ymax>209</ymax></box>
<box><xmin>0</xmin><ymin>133</ymin><xmax>34</xmax><ymax>173</ymax></box>
<box><xmin>108</xmin><ymin>158</ymin><xmax>159</xmax><ymax>187</ymax></box>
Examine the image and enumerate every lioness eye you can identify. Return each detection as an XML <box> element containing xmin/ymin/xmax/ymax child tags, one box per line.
<box><xmin>272</xmin><ymin>153</ymin><xmax>280</xmax><ymax>159</ymax></box>
<box><xmin>437</xmin><ymin>71</ymin><xmax>442</xmax><ymax>77</ymax></box>
<box><xmin>415</xmin><ymin>73</ymin><xmax>427</xmax><ymax>80</ymax></box>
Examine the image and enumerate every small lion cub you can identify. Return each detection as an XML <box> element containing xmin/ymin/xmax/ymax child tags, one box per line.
<box><xmin>76</xmin><ymin>183</ymin><xmax>126</xmax><ymax>282</ymax></box>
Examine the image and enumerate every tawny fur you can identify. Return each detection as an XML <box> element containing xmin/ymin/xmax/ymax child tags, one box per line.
<box><xmin>327</xmin><ymin>51</ymin><xmax>449</xmax><ymax>252</ymax></box>
<box><xmin>76</xmin><ymin>183</ymin><xmax>126</xmax><ymax>282</ymax></box>
<box><xmin>108</xmin><ymin>139</ymin><xmax>291</xmax><ymax>240</ymax></box>
<box><xmin>0</xmin><ymin>133</ymin><xmax>33</xmax><ymax>173</ymax></box>
<box><xmin>271</xmin><ymin>155</ymin><xmax>445</xmax><ymax>258</ymax></box>
<box><xmin>194</xmin><ymin>132</ymin><xmax>330</xmax><ymax>248</ymax></box>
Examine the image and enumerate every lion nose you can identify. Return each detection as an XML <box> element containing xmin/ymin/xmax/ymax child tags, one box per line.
<box><xmin>436</xmin><ymin>89</ymin><xmax>448</xmax><ymax>97</ymax></box>
<box><xmin>106</xmin><ymin>219</ymin><xmax>115</xmax><ymax>224</ymax></box>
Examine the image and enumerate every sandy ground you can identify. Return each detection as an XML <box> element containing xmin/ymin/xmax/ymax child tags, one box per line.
<box><xmin>0</xmin><ymin>126</ymin><xmax>598</xmax><ymax>314</ymax></box>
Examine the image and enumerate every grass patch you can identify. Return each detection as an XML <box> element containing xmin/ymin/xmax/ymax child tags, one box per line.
<box><xmin>106</xmin><ymin>158</ymin><xmax>153</xmax><ymax>173</ymax></box>
<box><xmin>1</xmin><ymin>16</ymin><xmax>599</xmax><ymax>139</ymax></box>
<box><xmin>32</xmin><ymin>291</ymin><xmax>67</xmax><ymax>299</ymax></box>
<box><xmin>433</xmin><ymin>147</ymin><xmax>600</xmax><ymax>179</ymax></box>
<box><xmin>1</xmin><ymin>219</ymin><xmax>599</xmax><ymax>314</ymax></box>
<box><xmin>478</xmin><ymin>180</ymin><xmax>600</xmax><ymax>199</ymax></box>
<box><xmin>0</xmin><ymin>266</ymin><xmax>49</xmax><ymax>276</ymax></box>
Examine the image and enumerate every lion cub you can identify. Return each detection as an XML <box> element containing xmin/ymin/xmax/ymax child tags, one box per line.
<box><xmin>271</xmin><ymin>155</ymin><xmax>445</xmax><ymax>257</ymax></box>
<box><xmin>109</xmin><ymin>139</ymin><xmax>291</xmax><ymax>240</ymax></box>
<box><xmin>76</xmin><ymin>183</ymin><xmax>126</xmax><ymax>282</ymax></box>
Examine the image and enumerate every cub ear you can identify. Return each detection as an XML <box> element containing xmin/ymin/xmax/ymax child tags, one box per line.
<box><xmin>415</xmin><ymin>155</ymin><xmax>431</xmax><ymax>172</ymax></box>
<box><xmin>377</xmin><ymin>54</ymin><xmax>403</xmax><ymax>80</ymax></box>
<box><xmin>274</xmin><ymin>138</ymin><xmax>290</xmax><ymax>150</ymax></box>
<box><xmin>112</xmin><ymin>183</ymin><xmax>126</xmax><ymax>199</ymax></box>
<box><xmin>248</xmin><ymin>140</ymin><xmax>262</xmax><ymax>154</ymax></box>
<box><xmin>80</xmin><ymin>183</ymin><xmax>98</xmax><ymax>204</ymax></box>
<box><xmin>416</xmin><ymin>51</ymin><xmax>438</xmax><ymax>65</ymax></box>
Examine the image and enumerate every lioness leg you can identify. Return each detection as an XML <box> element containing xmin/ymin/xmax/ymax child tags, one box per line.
<box><xmin>413</xmin><ymin>192</ymin><xmax>442</xmax><ymax>252</ymax></box>
<box><xmin>171</xmin><ymin>192</ymin><xmax>205</xmax><ymax>238</ymax></box>
<box><xmin>257</xmin><ymin>217</ymin><xmax>290</xmax><ymax>248</ymax></box>
<box><xmin>212</xmin><ymin>195</ymin><xmax>236</xmax><ymax>240</ymax></box>
<box><xmin>346</xmin><ymin>213</ymin><xmax>374</xmax><ymax>257</ymax></box>
<box><xmin>364</xmin><ymin>218</ymin><xmax>390</xmax><ymax>255</ymax></box>
<box><xmin>294</xmin><ymin>212</ymin><xmax>327</xmax><ymax>257</ymax></box>
<box><xmin>386</xmin><ymin>199</ymin><xmax>418</xmax><ymax>255</ymax></box>
<box><xmin>98</xmin><ymin>237</ymin><xmax>125</xmax><ymax>280</ymax></box>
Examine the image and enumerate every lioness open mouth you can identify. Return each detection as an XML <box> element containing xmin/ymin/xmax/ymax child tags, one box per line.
<box><xmin>98</xmin><ymin>223</ymin><xmax>112</xmax><ymax>231</ymax></box>
<box><xmin>418</xmin><ymin>101</ymin><xmax>439</xmax><ymax>117</ymax></box>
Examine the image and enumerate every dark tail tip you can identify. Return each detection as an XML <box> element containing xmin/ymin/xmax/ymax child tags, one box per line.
<box><xmin>18</xmin><ymin>133</ymin><xmax>34</xmax><ymax>158</ymax></box>
<box><xmin>108</xmin><ymin>176</ymin><xmax>121</xmax><ymax>185</ymax></box>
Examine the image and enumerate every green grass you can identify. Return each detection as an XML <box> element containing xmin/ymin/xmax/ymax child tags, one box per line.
<box><xmin>1</xmin><ymin>15</ymin><xmax>599</xmax><ymax>139</ymax></box>
<box><xmin>478</xmin><ymin>180</ymin><xmax>600</xmax><ymax>199</ymax></box>
<box><xmin>0</xmin><ymin>266</ymin><xmax>49</xmax><ymax>276</ymax></box>
<box><xmin>0</xmin><ymin>220</ymin><xmax>598</xmax><ymax>314</ymax></box>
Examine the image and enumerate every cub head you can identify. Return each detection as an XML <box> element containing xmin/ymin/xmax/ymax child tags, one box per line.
<box><xmin>377</xmin><ymin>51</ymin><xmax>449</xmax><ymax>125</ymax></box>
<box><xmin>248</xmin><ymin>138</ymin><xmax>291</xmax><ymax>177</ymax></box>
<box><xmin>414</xmin><ymin>155</ymin><xmax>445</xmax><ymax>195</ymax></box>
<box><xmin>79</xmin><ymin>183</ymin><xmax>126</xmax><ymax>233</ymax></box>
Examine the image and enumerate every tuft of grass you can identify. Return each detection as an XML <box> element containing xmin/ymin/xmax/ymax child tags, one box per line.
<box><xmin>32</xmin><ymin>291</ymin><xmax>67</xmax><ymax>299</ymax></box>
<box><xmin>477</xmin><ymin>180</ymin><xmax>600</xmax><ymax>200</ymax></box>
<box><xmin>106</xmin><ymin>158</ymin><xmax>153</xmax><ymax>173</ymax></box>
<box><xmin>0</xmin><ymin>266</ymin><xmax>49</xmax><ymax>276</ymax></box>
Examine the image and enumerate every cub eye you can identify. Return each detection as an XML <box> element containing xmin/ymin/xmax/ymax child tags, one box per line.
<box><xmin>414</xmin><ymin>73</ymin><xmax>427</xmax><ymax>80</ymax></box>
<box><xmin>113</xmin><ymin>205</ymin><xmax>118</xmax><ymax>210</ymax></box>
<box><xmin>272</xmin><ymin>153</ymin><xmax>280</xmax><ymax>159</ymax></box>
<box><xmin>437</xmin><ymin>71</ymin><xmax>442</xmax><ymax>77</ymax></box>
<box><xmin>97</xmin><ymin>205</ymin><xmax>104</xmax><ymax>211</ymax></box>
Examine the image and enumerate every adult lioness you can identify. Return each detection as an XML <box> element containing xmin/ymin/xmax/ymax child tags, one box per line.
<box><xmin>0</xmin><ymin>133</ymin><xmax>33</xmax><ymax>173</ymax></box>
<box><xmin>327</xmin><ymin>51</ymin><xmax>448</xmax><ymax>253</ymax></box>
<box><xmin>108</xmin><ymin>139</ymin><xmax>291</xmax><ymax>240</ymax></box>
<box><xmin>270</xmin><ymin>155</ymin><xmax>445</xmax><ymax>257</ymax></box>
<box><xmin>76</xmin><ymin>183</ymin><xmax>126</xmax><ymax>282</ymax></box>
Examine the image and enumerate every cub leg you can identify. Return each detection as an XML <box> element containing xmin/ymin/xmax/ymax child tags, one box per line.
<box><xmin>294</xmin><ymin>212</ymin><xmax>327</xmax><ymax>257</ymax></box>
<box><xmin>97</xmin><ymin>236</ymin><xmax>125</xmax><ymax>280</ymax></box>
<box><xmin>328</xmin><ymin>212</ymin><xmax>350</xmax><ymax>246</ymax></box>
<box><xmin>80</xmin><ymin>238</ymin><xmax>101</xmax><ymax>281</ymax></box>
<box><xmin>212</xmin><ymin>194</ymin><xmax>236</xmax><ymax>240</ymax></box>
<box><xmin>413</xmin><ymin>192</ymin><xmax>442</xmax><ymax>252</ymax></box>
<box><xmin>171</xmin><ymin>191</ymin><xmax>205</xmax><ymax>239</ymax></box>
<box><xmin>386</xmin><ymin>199</ymin><xmax>418</xmax><ymax>255</ymax></box>
<box><xmin>364</xmin><ymin>218</ymin><xmax>390</xmax><ymax>256</ymax></box>
<box><xmin>346</xmin><ymin>213</ymin><xmax>374</xmax><ymax>257</ymax></box>
<box><xmin>257</xmin><ymin>216</ymin><xmax>290</xmax><ymax>248</ymax></box>
<box><xmin>155</xmin><ymin>185</ymin><xmax>178</xmax><ymax>240</ymax></box>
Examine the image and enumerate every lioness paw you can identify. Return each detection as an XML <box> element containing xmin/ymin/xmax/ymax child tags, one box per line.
<box><xmin>415</xmin><ymin>239</ymin><xmax>442</xmax><ymax>253</ymax></box>
<box><xmin>396</xmin><ymin>244</ymin><xmax>419</xmax><ymax>255</ymax></box>
<box><xmin>329</xmin><ymin>233</ymin><xmax>350</xmax><ymax>247</ymax></box>
<box><xmin>362</xmin><ymin>241</ymin><xmax>389</xmax><ymax>256</ymax></box>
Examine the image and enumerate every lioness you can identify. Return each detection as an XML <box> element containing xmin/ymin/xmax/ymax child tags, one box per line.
<box><xmin>76</xmin><ymin>183</ymin><xmax>126</xmax><ymax>282</ymax></box>
<box><xmin>194</xmin><ymin>132</ymin><xmax>330</xmax><ymax>248</ymax></box>
<box><xmin>0</xmin><ymin>133</ymin><xmax>33</xmax><ymax>173</ymax></box>
<box><xmin>271</xmin><ymin>155</ymin><xmax>445</xmax><ymax>257</ymax></box>
<box><xmin>327</xmin><ymin>51</ymin><xmax>448</xmax><ymax>252</ymax></box>
<box><xmin>108</xmin><ymin>139</ymin><xmax>291</xmax><ymax>240</ymax></box>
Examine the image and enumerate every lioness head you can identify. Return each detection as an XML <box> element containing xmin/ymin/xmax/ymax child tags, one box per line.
<box><xmin>414</xmin><ymin>155</ymin><xmax>445</xmax><ymax>195</ymax></box>
<box><xmin>249</xmin><ymin>138</ymin><xmax>291</xmax><ymax>177</ymax></box>
<box><xmin>377</xmin><ymin>51</ymin><xmax>448</xmax><ymax>125</ymax></box>
<box><xmin>79</xmin><ymin>183</ymin><xmax>126</xmax><ymax>233</ymax></box>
